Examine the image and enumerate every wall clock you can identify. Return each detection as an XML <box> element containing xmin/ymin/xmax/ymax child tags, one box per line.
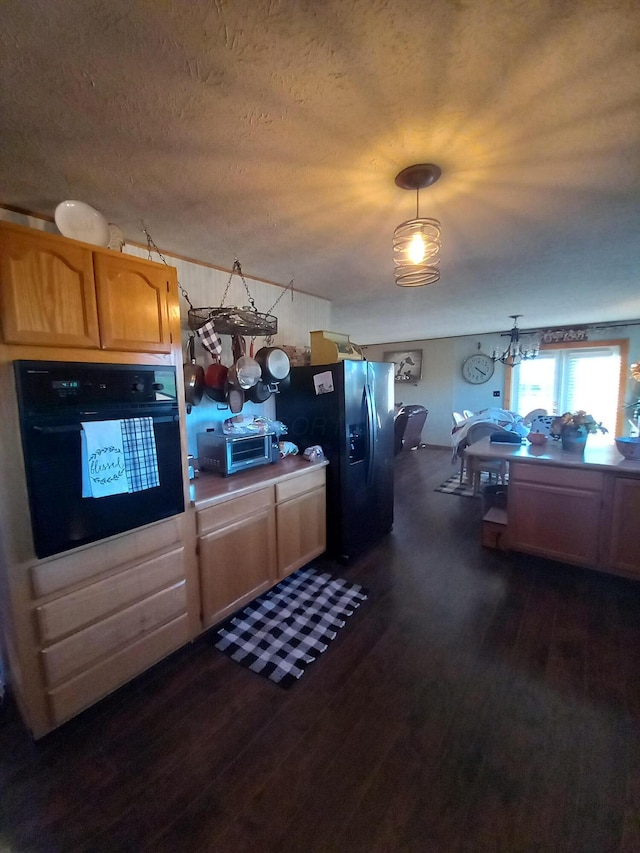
<box><xmin>461</xmin><ymin>352</ymin><xmax>495</xmax><ymax>384</ymax></box>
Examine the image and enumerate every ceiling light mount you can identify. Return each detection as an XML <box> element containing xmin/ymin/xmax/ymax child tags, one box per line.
<box><xmin>394</xmin><ymin>163</ymin><xmax>442</xmax><ymax>192</ymax></box>
<box><xmin>393</xmin><ymin>163</ymin><xmax>442</xmax><ymax>287</ymax></box>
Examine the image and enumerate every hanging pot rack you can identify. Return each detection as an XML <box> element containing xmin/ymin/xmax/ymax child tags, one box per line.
<box><xmin>186</xmin><ymin>259</ymin><xmax>278</xmax><ymax>336</ymax></box>
<box><xmin>143</xmin><ymin>226</ymin><xmax>292</xmax><ymax>339</ymax></box>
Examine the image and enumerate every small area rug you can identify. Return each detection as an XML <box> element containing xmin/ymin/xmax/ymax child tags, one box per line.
<box><xmin>214</xmin><ymin>566</ymin><xmax>368</xmax><ymax>687</ymax></box>
<box><xmin>434</xmin><ymin>472</ymin><xmax>504</xmax><ymax>498</ymax></box>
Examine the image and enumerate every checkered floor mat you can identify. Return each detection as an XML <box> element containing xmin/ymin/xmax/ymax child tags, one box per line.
<box><xmin>213</xmin><ymin>567</ymin><xmax>368</xmax><ymax>687</ymax></box>
<box><xmin>434</xmin><ymin>472</ymin><xmax>505</xmax><ymax>498</ymax></box>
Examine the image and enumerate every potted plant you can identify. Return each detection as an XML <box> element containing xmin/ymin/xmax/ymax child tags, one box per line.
<box><xmin>550</xmin><ymin>410</ymin><xmax>608</xmax><ymax>452</ymax></box>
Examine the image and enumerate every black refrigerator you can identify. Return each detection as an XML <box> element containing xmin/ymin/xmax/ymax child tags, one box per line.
<box><xmin>276</xmin><ymin>360</ymin><xmax>394</xmax><ymax>561</ymax></box>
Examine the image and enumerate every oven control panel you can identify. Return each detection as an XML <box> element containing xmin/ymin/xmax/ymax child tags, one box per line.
<box><xmin>14</xmin><ymin>361</ymin><xmax>177</xmax><ymax>415</ymax></box>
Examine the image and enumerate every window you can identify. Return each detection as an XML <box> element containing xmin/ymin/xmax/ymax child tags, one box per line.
<box><xmin>511</xmin><ymin>343</ymin><xmax>624</xmax><ymax>438</ymax></box>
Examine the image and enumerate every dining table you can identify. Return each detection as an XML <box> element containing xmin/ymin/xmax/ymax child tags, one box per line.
<box><xmin>451</xmin><ymin>407</ymin><xmax>529</xmax><ymax>458</ymax></box>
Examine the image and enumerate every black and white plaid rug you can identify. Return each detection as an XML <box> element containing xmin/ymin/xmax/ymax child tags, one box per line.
<box><xmin>214</xmin><ymin>567</ymin><xmax>368</xmax><ymax>687</ymax></box>
<box><xmin>434</xmin><ymin>472</ymin><xmax>504</xmax><ymax>498</ymax></box>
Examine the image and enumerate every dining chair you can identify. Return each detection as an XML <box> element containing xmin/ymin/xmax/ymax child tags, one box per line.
<box><xmin>451</xmin><ymin>411</ymin><xmax>465</xmax><ymax>462</ymax></box>
<box><xmin>459</xmin><ymin>422</ymin><xmax>511</xmax><ymax>492</ymax></box>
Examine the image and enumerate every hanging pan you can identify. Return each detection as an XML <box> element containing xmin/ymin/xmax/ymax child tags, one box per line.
<box><xmin>254</xmin><ymin>346</ymin><xmax>290</xmax><ymax>383</ymax></box>
<box><xmin>183</xmin><ymin>335</ymin><xmax>204</xmax><ymax>414</ymax></box>
<box><xmin>246</xmin><ymin>379</ymin><xmax>273</xmax><ymax>404</ymax></box>
<box><xmin>228</xmin><ymin>335</ymin><xmax>261</xmax><ymax>390</ymax></box>
<box><xmin>225</xmin><ymin>379</ymin><xmax>245</xmax><ymax>414</ymax></box>
<box><xmin>204</xmin><ymin>350</ymin><xmax>228</xmax><ymax>404</ymax></box>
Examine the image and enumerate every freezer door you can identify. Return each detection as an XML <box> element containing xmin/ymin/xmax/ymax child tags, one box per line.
<box><xmin>339</xmin><ymin>361</ymin><xmax>394</xmax><ymax>558</ymax></box>
<box><xmin>276</xmin><ymin>361</ymin><xmax>394</xmax><ymax>560</ymax></box>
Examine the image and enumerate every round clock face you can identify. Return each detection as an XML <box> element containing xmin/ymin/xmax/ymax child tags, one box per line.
<box><xmin>461</xmin><ymin>353</ymin><xmax>495</xmax><ymax>384</ymax></box>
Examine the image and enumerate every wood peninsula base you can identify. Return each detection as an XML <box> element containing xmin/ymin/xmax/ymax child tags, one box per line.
<box><xmin>466</xmin><ymin>437</ymin><xmax>640</xmax><ymax>579</ymax></box>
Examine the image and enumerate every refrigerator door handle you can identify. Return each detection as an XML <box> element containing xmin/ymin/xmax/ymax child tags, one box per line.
<box><xmin>364</xmin><ymin>369</ymin><xmax>376</xmax><ymax>486</ymax></box>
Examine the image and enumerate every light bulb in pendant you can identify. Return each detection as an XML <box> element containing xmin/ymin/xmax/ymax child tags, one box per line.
<box><xmin>408</xmin><ymin>232</ymin><xmax>426</xmax><ymax>264</ymax></box>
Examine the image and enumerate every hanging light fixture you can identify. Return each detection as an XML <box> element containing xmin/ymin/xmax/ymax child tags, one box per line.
<box><xmin>393</xmin><ymin>163</ymin><xmax>442</xmax><ymax>287</ymax></box>
<box><xmin>492</xmin><ymin>315</ymin><xmax>541</xmax><ymax>368</ymax></box>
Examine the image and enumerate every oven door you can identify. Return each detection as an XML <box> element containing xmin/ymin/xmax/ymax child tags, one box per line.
<box><xmin>20</xmin><ymin>405</ymin><xmax>184</xmax><ymax>559</ymax></box>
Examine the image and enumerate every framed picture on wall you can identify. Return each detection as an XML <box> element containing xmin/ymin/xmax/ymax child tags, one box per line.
<box><xmin>383</xmin><ymin>349</ymin><xmax>423</xmax><ymax>383</ymax></box>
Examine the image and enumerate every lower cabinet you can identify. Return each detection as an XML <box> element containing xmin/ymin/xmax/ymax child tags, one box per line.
<box><xmin>508</xmin><ymin>463</ymin><xmax>604</xmax><ymax>566</ymax></box>
<box><xmin>507</xmin><ymin>462</ymin><xmax>640</xmax><ymax>577</ymax></box>
<box><xmin>28</xmin><ymin>515</ymin><xmax>196</xmax><ymax>734</ymax></box>
<box><xmin>198</xmin><ymin>488</ymin><xmax>277</xmax><ymax>629</ymax></box>
<box><xmin>196</xmin><ymin>465</ymin><xmax>327</xmax><ymax>629</ymax></box>
<box><xmin>607</xmin><ymin>477</ymin><xmax>640</xmax><ymax>576</ymax></box>
<box><xmin>276</xmin><ymin>473</ymin><xmax>326</xmax><ymax>578</ymax></box>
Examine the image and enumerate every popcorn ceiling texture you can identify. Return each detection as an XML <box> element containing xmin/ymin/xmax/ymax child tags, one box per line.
<box><xmin>1</xmin><ymin>0</ymin><xmax>639</xmax><ymax>342</ymax></box>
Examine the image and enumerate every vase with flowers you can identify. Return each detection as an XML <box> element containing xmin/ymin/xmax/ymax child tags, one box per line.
<box><xmin>550</xmin><ymin>411</ymin><xmax>608</xmax><ymax>453</ymax></box>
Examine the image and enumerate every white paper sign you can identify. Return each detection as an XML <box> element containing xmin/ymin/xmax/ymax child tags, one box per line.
<box><xmin>313</xmin><ymin>371</ymin><xmax>334</xmax><ymax>395</ymax></box>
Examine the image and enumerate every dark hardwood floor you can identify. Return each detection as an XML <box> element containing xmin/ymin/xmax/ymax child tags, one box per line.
<box><xmin>2</xmin><ymin>447</ymin><xmax>640</xmax><ymax>852</ymax></box>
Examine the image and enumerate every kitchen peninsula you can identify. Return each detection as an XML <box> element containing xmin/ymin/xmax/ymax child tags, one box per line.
<box><xmin>466</xmin><ymin>437</ymin><xmax>640</xmax><ymax>577</ymax></box>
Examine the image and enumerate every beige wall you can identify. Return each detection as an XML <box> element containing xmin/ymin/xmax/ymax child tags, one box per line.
<box><xmin>364</xmin><ymin>326</ymin><xmax>640</xmax><ymax>447</ymax></box>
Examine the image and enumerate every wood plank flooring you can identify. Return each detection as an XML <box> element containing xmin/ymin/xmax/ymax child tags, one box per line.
<box><xmin>2</xmin><ymin>447</ymin><xmax>640</xmax><ymax>852</ymax></box>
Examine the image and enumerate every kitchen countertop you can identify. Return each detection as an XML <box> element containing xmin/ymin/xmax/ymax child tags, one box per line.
<box><xmin>465</xmin><ymin>436</ymin><xmax>640</xmax><ymax>474</ymax></box>
<box><xmin>190</xmin><ymin>456</ymin><xmax>329</xmax><ymax>510</ymax></box>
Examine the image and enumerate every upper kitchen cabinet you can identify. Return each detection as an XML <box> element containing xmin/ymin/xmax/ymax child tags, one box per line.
<box><xmin>0</xmin><ymin>221</ymin><xmax>100</xmax><ymax>348</ymax></box>
<box><xmin>93</xmin><ymin>252</ymin><xmax>173</xmax><ymax>353</ymax></box>
<box><xmin>0</xmin><ymin>222</ymin><xmax>175</xmax><ymax>353</ymax></box>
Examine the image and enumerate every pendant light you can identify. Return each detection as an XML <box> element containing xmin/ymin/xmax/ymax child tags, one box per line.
<box><xmin>393</xmin><ymin>163</ymin><xmax>442</xmax><ymax>287</ymax></box>
<box><xmin>492</xmin><ymin>315</ymin><xmax>541</xmax><ymax>368</ymax></box>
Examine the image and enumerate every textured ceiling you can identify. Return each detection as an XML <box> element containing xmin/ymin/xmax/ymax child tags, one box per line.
<box><xmin>2</xmin><ymin>0</ymin><xmax>640</xmax><ymax>339</ymax></box>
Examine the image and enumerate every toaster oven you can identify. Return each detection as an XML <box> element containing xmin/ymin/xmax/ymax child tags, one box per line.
<box><xmin>197</xmin><ymin>430</ymin><xmax>279</xmax><ymax>476</ymax></box>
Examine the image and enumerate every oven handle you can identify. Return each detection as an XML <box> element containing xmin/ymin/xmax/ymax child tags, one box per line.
<box><xmin>33</xmin><ymin>415</ymin><xmax>179</xmax><ymax>433</ymax></box>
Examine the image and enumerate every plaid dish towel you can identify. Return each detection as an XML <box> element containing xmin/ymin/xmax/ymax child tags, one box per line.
<box><xmin>196</xmin><ymin>319</ymin><xmax>223</xmax><ymax>357</ymax></box>
<box><xmin>121</xmin><ymin>418</ymin><xmax>160</xmax><ymax>492</ymax></box>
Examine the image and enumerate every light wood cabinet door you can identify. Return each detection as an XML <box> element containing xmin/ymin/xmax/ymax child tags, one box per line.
<box><xmin>508</xmin><ymin>481</ymin><xmax>602</xmax><ymax>567</ymax></box>
<box><xmin>277</xmin><ymin>486</ymin><xmax>326</xmax><ymax>579</ymax></box>
<box><xmin>607</xmin><ymin>477</ymin><xmax>640</xmax><ymax>576</ymax></box>
<box><xmin>93</xmin><ymin>252</ymin><xmax>172</xmax><ymax>353</ymax></box>
<box><xmin>0</xmin><ymin>223</ymin><xmax>100</xmax><ymax>347</ymax></box>
<box><xmin>199</xmin><ymin>507</ymin><xmax>277</xmax><ymax>629</ymax></box>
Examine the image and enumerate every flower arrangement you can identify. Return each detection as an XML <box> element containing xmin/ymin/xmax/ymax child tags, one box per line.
<box><xmin>550</xmin><ymin>411</ymin><xmax>608</xmax><ymax>437</ymax></box>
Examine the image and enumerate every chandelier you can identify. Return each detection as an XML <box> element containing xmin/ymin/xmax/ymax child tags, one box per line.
<box><xmin>393</xmin><ymin>164</ymin><xmax>442</xmax><ymax>287</ymax></box>
<box><xmin>492</xmin><ymin>315</ymin><xmax>541</xmax><ymax>368</ymax></box>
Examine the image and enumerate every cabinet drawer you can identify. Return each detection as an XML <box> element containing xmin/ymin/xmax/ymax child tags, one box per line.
<box><xmin>510</xmin><ymin>462</ymin><xmax>603</xmax><ymax>491</ymax></box>
<box><xmin>276</xmin><ymin>468</ymin><xmax>326</xmax><ymax>503</ymax></box>
<box><xmin>196</xmin><ymin>487</ymin><xmax>274</xmax><ymax>536</ymax></box>
<box><xmin>36</xmin><ymin>546</ymin><xmax>185</xmax><ymax>644</ymax></box>
<box><xmin>47</xmin><ymin>614</ymin><xmax>190</xmax><ymax>725</ymax></box>
<box><xmin>40</xmin><ymin>580</ymin><xmax>187</xmax><ymax>686</ymax></box>
<box><xmin>32</xmin><ymin>515</ymin><xmax>184</xmax><ymax>598</ymax></box>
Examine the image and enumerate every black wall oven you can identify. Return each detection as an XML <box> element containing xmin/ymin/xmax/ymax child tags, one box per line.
<box><xmin>14</xmin><ymin>361</ymin><xmax>185</xmax><ymax>559</ymax></box>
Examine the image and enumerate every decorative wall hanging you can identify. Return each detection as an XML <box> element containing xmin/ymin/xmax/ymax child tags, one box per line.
<box><xmin>383</xmin><ymin>349</ymin><xmax>423</xmax><ymax>382</ymax></box>
<box><xmin>540</xmin><ymin>327</ymin><xmax>589</xmax><ymax>344</ymax></box>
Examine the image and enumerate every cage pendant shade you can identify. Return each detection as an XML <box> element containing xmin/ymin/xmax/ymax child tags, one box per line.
<box><xmin>393</xmin><ymin>218</ymin><xmax>441</xmax><ymax>286</ymax></box>
<box><xmin>393</xmin><ymin>163</ymin><xmax>442</xmax><ymax>287</ymax></box>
